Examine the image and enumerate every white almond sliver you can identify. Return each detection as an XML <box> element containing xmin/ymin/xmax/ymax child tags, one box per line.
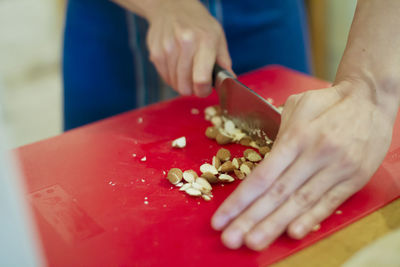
<box><xmin>219</xmin><ymin>174</ymin><xmax>235</xmax><ymax>182</ymax></box>
<box><xmin>224</xmin><ymin>120</ymin><xmax>236</xmax><ymax>135</ymax></box>
<box><xmin>183</xmin><ymin>170</ymin><xmax>196</xmax><ymax>183</ymax></box>
<box><xmin>185</xmin><ymin>187</ymin><xmax>202</xmax><ymax>196</ymax></box>
<box><xmin>179</xmin><ymin>183</ymin><xmax>191</xmax><ymax>191</ymax></box>
<box><xmin>195</xmin><ymin>177</ymin><xmax>212</xmax><ymax>192</ymax></box>
<box><xmin>200</xmin><ymin>163</ymin><xmax>218</xmax><ymax>175</ymax></box>
<box><xmin>172</xmin><ymin>136</ymin><xmax>186</xmax><ymax>148</ymax></box>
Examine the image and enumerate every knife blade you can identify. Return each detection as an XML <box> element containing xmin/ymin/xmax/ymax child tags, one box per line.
<box><xmin>212</xmin><ymin>64</ymin><xmax>281</xmax><ymax>143</ymax></box>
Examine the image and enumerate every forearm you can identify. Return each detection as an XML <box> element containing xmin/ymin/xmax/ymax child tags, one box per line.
<box><xmin>335</xmin><ymin>0</ymin><xmax>400</xmax><ymax>114</ymax></box>
<box><xmin>111</xmin><ymin>0</ymin><xmax>159</xmax><ymax>19</ymax></box>
<box><xmin>111</xmin><ymin>0</ymin><xmax>197</xmax><ymax>20</ymax></box>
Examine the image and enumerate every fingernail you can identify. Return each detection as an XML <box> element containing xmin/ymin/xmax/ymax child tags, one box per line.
<box><xmin>222</xmin><ymin>228</ymin><xmax>243</xmax><ymax>249</ymax></box>
<box><xmin>212</xmin><ymin>215</ymin><xmax>227</xmax><ymax>230</ymax></box>
<box><xmin>292</xmin><ymin>224</ymin><xmax>305</xmax><ymax>237</ymax></box>
<box><xmin>246</xmin><ymin>232</ymin><xmax>266</xmax><ymax>250</ymax></box>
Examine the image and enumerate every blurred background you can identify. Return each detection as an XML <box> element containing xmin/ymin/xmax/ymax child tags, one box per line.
<box><xmin>0</xmin><ymin>0</ymin><xmax>357</xmax><ymax>148</ymax></box>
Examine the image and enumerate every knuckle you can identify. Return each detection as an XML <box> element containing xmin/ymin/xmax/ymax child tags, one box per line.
<box><xmin>269</xmin><ymin>182</ymin><xmax>288</xmax><ymax>201</ymax></box>
<box><xmin>176</xmin><ymin>29</ymin><xmax>195</xmax><ymax>45</ymax></box>
<box><xmin>292</xmin><ymin>190</ymin><xmax>314</xmax><ymax>208</ymax></box>
<box><xmin>325</xmin><ymin>192</ymin><xmax>343</xmax><ymax>210</ymax></box>
<box><xmin>338</xmin><ymin>154</ymin><xmax>362</xmax><ymax>175</ymax></box>
<box><xmin>317</xmin><ymin>133</ymin><xmax>342</xmax><ymax>156</ymax></box>
<box><xmin>163</xmin><ymin>39</ymin><xmax>176</xmax><ymax>54</ymax></box>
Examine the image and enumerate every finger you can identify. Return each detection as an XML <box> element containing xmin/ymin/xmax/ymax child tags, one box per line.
<box><xmin>243</xmin><ymin>165</ymin><xmax>349</xmax><ymax>251</ymax></box>
<box><xmin>216</xmin><ymin>36</ymin><xmax>233</xmax><ymax>74</ymax></box>
<box><xmin>164</xmin><ymin>29</ymin><xmax>179</xmax><ymax>89</ymax></box>
<box><xmin>192</xmin><ymin>41</ymin><xmax>217</xmax><ymax>97</ymax></box>
<box><xmin>147</xmin><ymin>28</ymin><xmax>170</xmax><ymax>85</ymax></box>
<box><xmin>278</xmin><ymin>94</ymin><xmax>301</xmax><ymax>135</ymax></box>
<box><xmin>212</xmin><ymin>133</ymin><xmax>305</xmax><ymax>231</ymax></box>
<box><xmin>176</xmin><ymin>30</ymin><xmax>196</xmax><ymax>95</ymax></box>
<box><xmin>287</xmin><ymin>179</ymin><xmax>362</xmax><ymax>240</ymax></box>
<box><xmin>220</xmin><ymin>146</ymin><xmax>328</xmax><ymax>249</ymax></box>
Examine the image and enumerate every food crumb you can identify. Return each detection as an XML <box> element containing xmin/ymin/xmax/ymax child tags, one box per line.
<box><xmin>141</xmin><ymin>179</ymin><xmax>146</xmax><ymax>183</ymax></box>
<box><xmin>266</xmin><ymin>97</ymin><xmax>274</xmax><ymax>104</ymax></box>
<box><xmin>191</xmin><ymin>108</ymin><xmax>200</xmax><ymax>115</ymax></box>
<box><xmin>172</xmin><ymin>136</ymin><xmax>186</xmax><ymax>148</ymax></box>
<box><xmin>132</xmin><ymin>153</ymin><xmax>137</xmax><ymax>157</ymax></box>
<box><xmin>141</xmin><ymin>156</ymin><xmax>147</xmax><ymax>162</ymax></box>
<box><xmin>144</xmin><ymin>197</ymin><xmax>148</xmax><ymax>200</ymax></box>
<box><xmin>137</xmin><ymin>117</ymin><xmax>143</xmax><ymax>124</ymax></box>
<box><xmin>144</xmin><ymin>201</ymin><xmax>149</xmax><ymax>205</ymax></box>
<box><xmin>335</xmin><ymin>210</ymin><xmax>343</xmax><ymax>215</ymax></box>
<box><xmin>312</xmin><ymin>224</ymin><xmax>321</xmax><ymax>232</ymax></box>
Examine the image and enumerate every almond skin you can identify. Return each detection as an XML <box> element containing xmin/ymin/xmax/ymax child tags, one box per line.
<box><xmin>201</xmin><ymin>172</ymin><xmax>219</xmax><ymax>184</ymax></box>
<box><xmin>234</xmin><ymin>169</ymin><xmax>246</xmax><ymax>180</ymax></box>
<box><xmin>259</xmin><ymin>146</ymin><xmax>271</xmax><ymax>156</ymax></box>
<box><xmin>216</xmin><ymin>132</ymin><xmax>232</xmax><ymax>145</ymax></box>
<box><xmin>219</xmin><ymin>161</ymin><xmax>235</xmax><ymax>173</ymax></box>
<box><xmin>216</xmin><ymin>148</ymin><xmax>231</xmax><ymax>162</ymax></box>
<box><xmin>167</xmin><ymin>168</ymin><xmax>183</xmax><ymax>185</ymax></box>
<box><xmin>205</xmin><ymin>126</ymin><xmax>218</xmax><ymax>139</ymax></box>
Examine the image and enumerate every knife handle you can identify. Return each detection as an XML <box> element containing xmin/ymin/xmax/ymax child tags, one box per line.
<box><xmin>212</xmin><ymin>64</ymin><xmax>235</xmax><ymax>87</ymax></box>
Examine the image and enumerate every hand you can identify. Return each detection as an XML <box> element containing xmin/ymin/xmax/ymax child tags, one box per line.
<box><xmin>145</xmin><ymin>0</ymin><xmax>232</xmax><ymax>97</ymax></box>
<box><xmin>211</xmin><ymin>81</ymin><xmax>396</xmax><ymax>250</ymax></box>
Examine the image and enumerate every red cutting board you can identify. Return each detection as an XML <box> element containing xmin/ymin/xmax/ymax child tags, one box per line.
<box><xmin>18</xmin><ymin>65</ymin><xmax>400</xmax><ymax>267</ymax></box>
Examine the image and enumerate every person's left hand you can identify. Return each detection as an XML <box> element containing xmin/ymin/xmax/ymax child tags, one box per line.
<box><xmin>211</xmin><ymin>81</ymin><xmax>397</xmax><ymax>250</ymax></box>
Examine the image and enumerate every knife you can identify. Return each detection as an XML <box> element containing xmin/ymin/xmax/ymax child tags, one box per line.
<box><xmin>212</xmin><ymin>64</ymin><xmax>282</xmax><ymax>144</ymax></box>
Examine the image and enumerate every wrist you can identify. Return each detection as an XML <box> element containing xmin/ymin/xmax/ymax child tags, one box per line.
<box><xmin>335</xmin><ymin>75</ymin><xmax>400</xmax><ymax>121</ymax></box>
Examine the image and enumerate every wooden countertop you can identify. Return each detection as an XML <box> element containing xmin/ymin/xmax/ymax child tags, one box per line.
<box><xmin>273</xmin><ymin>198</ymin><xmax>400</xmax><ymax>266</ymax></box>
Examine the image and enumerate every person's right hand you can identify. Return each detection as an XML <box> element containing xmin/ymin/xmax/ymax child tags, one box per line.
<box><xmin>145</xmin><ymin>0</ymin><xmax>233</xmax><ymax>97</ymax></box>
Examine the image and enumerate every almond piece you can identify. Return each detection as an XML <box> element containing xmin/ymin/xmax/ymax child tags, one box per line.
<box><xmin>192</xmin><ymin>182</ymin><xmax>204</xmax><ymax>191</ymax></box>
<box><xmin>232</xmin><ymin>158</ymin><xmax>241</xmax><ymax>169</ymax></box>
<box><xmin>179</xmin><ymin>183</ymin><xmax>191</xmax><ymax>191</ymax></box>
<box><xmin>234</xmin><ymin>169</ymin><xmax>246</xmax><ymax>180</ymax></box>
<box><xmin>200</xmin><ymin>163</ymin><xmax>218</xmax><ymax>175</ymax></box>
<box><xmin>211</xmin><ymin>116</ymin><xmax>223</xmax><ymax>127</ymax></box>
<box><xmin>218</xmin><ymin>174</ymin><xmax>235</xmax><ymax>183</ymax></box>
<box><xmin>212</xmin><ymin>156</ymin><xmax>221</xmax><ymax>169</ymax></box>
<box><xmin>240</xmin><ymin>162</ymin><xmax>253</xmax><ymax>176</ymax></box>
<box><xmin>259</xmin><ymin>146</ymin><xmax>271</xmax><ymax>156</ymax></box>
<box><xmin>202</xmin><ymin>194</ymin><xmax>212</xmax><ymax>201</ymax></box>
<box><xmin>224</xmin><ymin>120</ymin><xmax>236</xmax><ymax>135</ymax></box>
<box><xmin>185</xmin><ymin>187</ymin><xmax>202</xmax><ymax>196</ymax></box>
<box><xmin>167</xmin><ymin>168</ymin><xmax>183</xmax><ymax>185</ymax></box>
<box><xmin>201</xmin><ymin>172</ymin><xmax>219</xmax><ymax>184</ymax></box>
<box><xmin>196</xmin><ymin>177</ymin><xmax>212</xmax><ymax>192</ymax></box>
<box><xmin>183</xmin><ymin>170</ymin><xmax>198</xmax><ymax>183</ymax></box>
<box><xmin>312</xmin><ymin>224</ymin><xmax>321</xmax><ymax>232</ymax></box>
<box><xmin>250</xmin><ymin>141</ymin><xmax>260</xmax><ymax>149</ymax></box>
<box><xmin>218</xmin><ymin>161</ymin><xmax>235</xmax><ymax>173</ymax></box>
<box><xmin>216</xmin><ymin>131</ymin><xmax>232</xmax><ymax>145</ymax></box>
<box><xmin>247</xmin><ymin>152</ymin><xmax>262</xmax><ymax>162</ymax></box>
<box><xmin>205</xmin><ymin>126</ymin><xmax>218</xmax><ymax>139</ymax></box>
<box><xmin>239</xmin><ymin>136</ymin><xmax>252</xmax><ymax>146</ymax></box>
<box><xmin>233</xmin><ymin>131</ymin><xmax>247</xmax><ymax>142</ymax></box>
<box><xmin>204</xmin><ymin>106</ymin><xmax>217</xmax><ymax>118</ymax></box>
<box><xmin>244</xmin><ymin>149</ymin><xmax>262</xmax><ymax>162</ymax></box>
<box><xmin>244</xmin><ymin>148</ymin><xmax>257</xmax><ymax>158</ymax></box>
<box><xmin>175</xmin><ymin>182</ymin><xmax>184</xmax><ymax>187</ymax></box>
<box><xmin>172</xmin><ymin>136</ymin><xmax>186</xmax><ymax>148</ymax></box>
<box><xmin>216</xmin><ymin>148</ymin><xmax>231</xmax><ymax>162</ymax></box>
